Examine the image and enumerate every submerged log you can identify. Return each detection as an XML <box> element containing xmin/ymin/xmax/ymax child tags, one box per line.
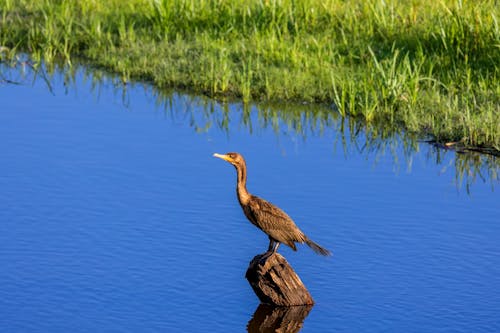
<box><xmin>245</xmin><ymin>252</ymin><xmax>314</xmax><ymax>306</ymax></box>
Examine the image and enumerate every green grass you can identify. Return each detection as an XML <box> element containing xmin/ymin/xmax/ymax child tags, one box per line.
<box><xmin>1</xmin><ymin>0</ymin><xmax>499</xmax><ymax>149</ymax></box>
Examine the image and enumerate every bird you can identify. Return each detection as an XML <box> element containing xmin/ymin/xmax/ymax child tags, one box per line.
<box><xmin>213</xmin><ymin>152</ymin><xmax>331</xmax><ymax>256</ymax></box>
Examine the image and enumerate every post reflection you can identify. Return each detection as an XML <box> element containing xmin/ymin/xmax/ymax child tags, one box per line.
<box><xmin>247</xmin><ymin>304</ymin><xmax>313</xmax><ymax>333</ymax></box>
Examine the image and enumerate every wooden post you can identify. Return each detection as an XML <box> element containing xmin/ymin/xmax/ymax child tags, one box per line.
<box><xmin>245</xmin><ymin>252</ymin><xmax>314</xmax><ymax>306</ymax></box>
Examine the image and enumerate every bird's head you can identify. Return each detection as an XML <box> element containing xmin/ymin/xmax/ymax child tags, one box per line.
<box><xmin>213</xmin><ymin>152</ymin><xmax>245</xmax><ymax>168</ymax></box>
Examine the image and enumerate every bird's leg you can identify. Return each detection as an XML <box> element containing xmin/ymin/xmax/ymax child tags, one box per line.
<box><xmin>267</xmin><ymin>237</ymin><xmax>281</xmax><ymax>253</ymax></box>
<box><xmin>267</xmin><ymin>238</ymin><xmax>276</xmax><ymax>252</ymax></box>
<box><xmin>271</xmin><ymin>242</ymin><xmax>280</xmax><ymax>253</ymax></box>
<box><xmin>262</xmin><ymin>238</ymin><xmax>280</xmax><ymax>260</ymax></box>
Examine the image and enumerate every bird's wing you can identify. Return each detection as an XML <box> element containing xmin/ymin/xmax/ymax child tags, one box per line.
<box><xmin>247</xmin><ymin>196</ymin><xmax>306</xmax><ymax>245</ymax></box>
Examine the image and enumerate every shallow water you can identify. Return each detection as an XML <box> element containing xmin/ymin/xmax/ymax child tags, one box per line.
<box><xmin>0</xmin><ymin>64</ymin><xmax>499</xmax><ymax>332</ymax></box>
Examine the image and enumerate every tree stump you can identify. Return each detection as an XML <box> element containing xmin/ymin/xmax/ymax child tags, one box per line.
<box><xmin>245</xmin><ymin>252</ymin><xmax>314</xmax><ymax>306</ymax></box>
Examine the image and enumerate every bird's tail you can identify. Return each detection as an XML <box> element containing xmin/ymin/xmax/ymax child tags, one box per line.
<box><xmin>305</xmin><ymin>237</ymin><xmax>331</xmax><ymax>256</ymax></box>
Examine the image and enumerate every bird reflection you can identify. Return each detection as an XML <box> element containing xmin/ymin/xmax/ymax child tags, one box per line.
<box><xmin>247</xmin><ymin>304</ymin><xmax>313</xmax><ymax>333</ymax></box>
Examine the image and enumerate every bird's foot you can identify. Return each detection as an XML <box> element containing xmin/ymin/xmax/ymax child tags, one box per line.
<box><xmin>260</xmin><ymin>250</ymin><xmax>275</xmax><ymax>261</ymax></box>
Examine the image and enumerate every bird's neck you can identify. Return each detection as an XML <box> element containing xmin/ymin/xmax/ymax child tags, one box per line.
<box><xmin>235</xmin><ymin>165</ymin><xmax>250</xmax><ymax>205</ymax></box>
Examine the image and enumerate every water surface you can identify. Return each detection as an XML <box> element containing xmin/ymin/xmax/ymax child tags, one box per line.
<box><xmin>0</xmin><ymin>64</ymin><xmax>499</xmax><ymax>332</ymax></box>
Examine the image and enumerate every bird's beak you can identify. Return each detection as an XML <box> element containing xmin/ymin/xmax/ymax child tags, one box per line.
<box><xmin>213</xmin><ymin>153</ymin><xmax>232</xmax><ymax>163</ymax></box>
<box><xmin>214</xmin><ymin>153</ymin><xmax>231</xmax><ymax>162</ymax></box>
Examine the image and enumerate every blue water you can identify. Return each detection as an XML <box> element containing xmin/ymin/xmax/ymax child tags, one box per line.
<box><xmin>1</xmin><ymin>66</ymin><xmax>499</xmax><ymax>332</ymax></box>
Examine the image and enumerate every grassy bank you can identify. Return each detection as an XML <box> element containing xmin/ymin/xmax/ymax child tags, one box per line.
<box><xmin>1</xmin><ymin>0</ymin><xmax>499</xmax><ymax>149</ymax></box>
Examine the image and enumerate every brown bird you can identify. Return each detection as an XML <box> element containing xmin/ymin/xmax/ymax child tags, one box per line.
<box><xmin>213</xmin><ymin>152</ymin><xmax>331</xmax><ymax>256</ymax></box>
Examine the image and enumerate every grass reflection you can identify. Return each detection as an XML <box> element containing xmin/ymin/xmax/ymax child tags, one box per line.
<box><xmin>1</xmin><ymin>59</ymin><xmax>498</xmax><ymax>191</ymax></box>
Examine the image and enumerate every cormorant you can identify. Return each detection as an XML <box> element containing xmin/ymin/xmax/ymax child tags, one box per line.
<box><xmin>214</xmin><ymin>152</ymin><xmax>331</xmax><ymax>256</ymax></box>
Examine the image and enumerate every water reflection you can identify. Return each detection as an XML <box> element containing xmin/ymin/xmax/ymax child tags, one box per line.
<box><xmin>1</xmin><ymin>58</ymin><xmax>498</xmax><ymax>191</ymax></box>
<box><xmin>247</xmin><ymin>304</ymin><xmax>313</xmax><ymax>333</ymax></box>
<box><xmin>425</xmin><ymin>142</ymin><xmax>499</xmax><ymax>193</ymax></box>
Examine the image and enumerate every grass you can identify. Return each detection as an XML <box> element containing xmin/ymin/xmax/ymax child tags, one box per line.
<box><xmin>0</xmin><ymin>0</ymin><xmax>499</xmax><ymax>150</ymax></box>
